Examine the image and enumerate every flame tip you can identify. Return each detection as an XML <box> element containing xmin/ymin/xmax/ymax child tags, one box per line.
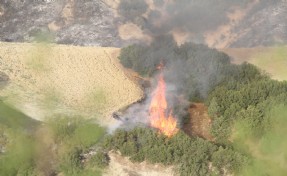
<box><xmin>149</xmin><ymin>67</ymin><xmax>178</xmax><ymax>137</ymax></box>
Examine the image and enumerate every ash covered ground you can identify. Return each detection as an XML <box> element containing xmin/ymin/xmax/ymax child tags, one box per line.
<box><xmin>0</xmin><ymin>0</ymin><xmax>122</xmax><ymax>46</ymax></box>
<box><xmin>1</xmin><ymin>0</ymin><xmax>287</xmax><ymax>48</ymax></box>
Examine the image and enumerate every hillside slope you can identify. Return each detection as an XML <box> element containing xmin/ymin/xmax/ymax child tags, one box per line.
<box><xmin>0</xmin><ymin>0</ymin><xmax>121</xmax><ymax>46</ymax></box>
<box><xmin>1</xmin><ymin>0</ymin><xmax>287</xmax><ymax>48</ymax></box>
<box><xmin>221</xmin><ymin>46</ymin><xmax>287</xmax><ymax>81</ymax></box>
<box><xmin>0</xmin><ymin>42</ymin><xmax>143</xmax><ymax>125</ymax></box>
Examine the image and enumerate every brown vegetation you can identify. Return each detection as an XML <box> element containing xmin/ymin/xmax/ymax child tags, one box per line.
<box><xmin>183</xmin><ymin>103</ymin><xmax>214</xmax><ymax>141</ymax></box>
<box><xmin>0</xmin><ymin>42</ymin><xmax>143</xmax><ymax>125</ymax></box>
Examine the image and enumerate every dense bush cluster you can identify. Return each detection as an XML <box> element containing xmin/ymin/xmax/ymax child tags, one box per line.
<box><xmin>206</xmin><ymin>64</ymin><xmax>287</xmax><ymax>144</ymax></box>
<box><xmin>100</xmin><ymin>127</ymin><xmax>247</xmax><ymax>176</ymax></box>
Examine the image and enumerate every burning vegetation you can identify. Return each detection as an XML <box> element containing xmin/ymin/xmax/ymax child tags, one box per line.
<box><xmin>102</xmin><ymin>36</ymin><xmax>287</xmax><ymax>176</ymax></box>
<box><xmin>149</xmin><ymin>65</ymin><xmax>178</xmax><ymax>137</ymax></box>
<box><xmin>2</xmin><ymin>1</ymin><xmax>287</xmax><ymax>176</ymax></box>
<box><xmin>2</xmin><ymin>39</ymin><xmax>287</xmax><ymax>175</ymax></box>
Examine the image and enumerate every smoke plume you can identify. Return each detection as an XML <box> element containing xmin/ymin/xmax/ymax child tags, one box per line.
<box><xmin>112</xmin><ymin>34</ymin><xmax>232</xmax><ymax>132</ymax></box>
<box><xmin>117</xmin><ymin>0</ymin><xmax>249</xmax><ymax>44</ymax></box>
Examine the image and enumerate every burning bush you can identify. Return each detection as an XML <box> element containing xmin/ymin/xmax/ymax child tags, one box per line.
<box><xmin>149</xmin><ymin>68</ymin><xmax>179</xmax><ymax>137</ymax></box>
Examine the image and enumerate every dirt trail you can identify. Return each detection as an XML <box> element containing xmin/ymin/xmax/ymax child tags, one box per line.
<box><xmin>103</xmin><ymin>152</ymin><xmax>176</xmax><ymax>176</ymax></box>
<box><xmin>0</xmin><ymin>42</ymin><xmax>143</xmax><ymax>126</ymax></box>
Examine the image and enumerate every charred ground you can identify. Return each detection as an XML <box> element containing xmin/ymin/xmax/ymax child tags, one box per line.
<box><xmin>1</xmin><ymin>0</ymin><xmax>287</xmax><ymax>47</ymax></box>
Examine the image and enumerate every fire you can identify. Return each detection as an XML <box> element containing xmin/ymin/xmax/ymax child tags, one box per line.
<box><xmin>149</xmin><ymin>68</ymin><xmax>178</xmax><ymax>137</ymax></box>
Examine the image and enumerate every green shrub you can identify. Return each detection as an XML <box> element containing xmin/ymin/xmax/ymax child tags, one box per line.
<box><xmin>59</xmin><ymin>147</ymin><xmax>83</xmax><ymax>176</ymax></box>
<box><xmin>0</xmin><ymin>129</ymin><xmax>36</xmax><ymax>176</ymax></box>
<box><xmin>101</xmin><ymin>127</ymin><xmax>245</xmax><ymax>176</ymax></box>
<box><xmin>90</xmin><ymin>151</ymin><xmax>110</xmax><ymax>168</ymax></box>
<box><xmin>45</xmin><ymin>116</ymin><xmax>106</xmax><ymax>175</ymax></box>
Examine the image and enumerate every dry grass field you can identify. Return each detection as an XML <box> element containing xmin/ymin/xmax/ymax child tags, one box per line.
<box><xmin>0</xmin><ymin>42</ymin><xmax>143</xmax><ymax>126</ymax></box>
<box><xmin>221</xmin><ymin>46</ymin><xmax>287</xmax><ymax>81</ymax></box>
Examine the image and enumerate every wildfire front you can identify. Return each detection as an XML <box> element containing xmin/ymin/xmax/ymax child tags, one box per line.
<box><xmin>149</xmin><ymin>68</ymin><xmax>178</xmax><ymax>137</ymax></box>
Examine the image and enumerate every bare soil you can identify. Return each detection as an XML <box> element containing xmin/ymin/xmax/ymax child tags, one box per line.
<box><xmin>118</xmin><ymin>23</ymin><xmax>152</xmax><ymax>43</ymax></box>
<box><xmin>103</xmin><ymin>152</ymin><xmax>176</xmax><ymax>176</ymax></box>
<box><xmin>183</xmin><ymin>103</ymin><xmax>214</xmax><ymax>141</ymax></box>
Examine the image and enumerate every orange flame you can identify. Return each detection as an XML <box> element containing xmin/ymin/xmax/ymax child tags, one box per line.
<box><xmin>149</xmin><ymin>70</ymin><xmax>178</xmax><ymax>137</ymax></box>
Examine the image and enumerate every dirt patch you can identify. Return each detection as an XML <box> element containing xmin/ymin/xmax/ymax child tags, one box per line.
<box><xmin>34</xmin><ymin>126</ymin><xmax>57</xmax><ymax>175</ymax></box>
<box><xmin>0</xmin><ymin>42</ymin><xmax>143</xmax><ymax>126</ymax></box>
<box><xmin>183</xmin><ymin>103</ymin><xmax>214</xmax><ymax>141</ymax></box>
<box><xmin>48</xmin><ymin>21</ymin><xmax>62</xmax><ymax>32</ymax></box>
<box><xmin>103</xmin><ymin>152</ymin><xmax>176</xmax><ymax>176</ymax></box>
<box><xmin>171</xmin><ymin>28</ymin><xmax>191</xmax><ymax>46</ymax></box>
<box><xmin>118</xmin><ymin>23</ymin><xmax>152</xmax><ymax>43</ymax></box>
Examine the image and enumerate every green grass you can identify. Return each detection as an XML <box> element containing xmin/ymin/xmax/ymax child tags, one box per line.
<box><xmin>0</xmin><ymin>100</ymin><xmax>39</xmax><ymax>130</ymax></box>
<box><xmin>0</xmin><ymin>100</ymin><xmax>106</xmax><ymax>175</ymax></box>
<box><xmin>233</xmin><ymin>104</ymin><xmax>287</xmax><ymax>176</ymax></box>
<box><xmin>0</xmin><ymin>129</ymin><xmax>36</xmax><ymax>176</ymax></box>
<box><xmin>250</xmin><ymin>46</ymin><xmax>287</xmax><ymax>81</ymax></box>
<box><xmin>47</xmin><ymin>116</ymin><xmax>106</xmax><ymax>175</ymax></box>
<box><xmin>0</xmin><ymin>101</ymin><xmax>38</xmax><ymax>175</ymax></box>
